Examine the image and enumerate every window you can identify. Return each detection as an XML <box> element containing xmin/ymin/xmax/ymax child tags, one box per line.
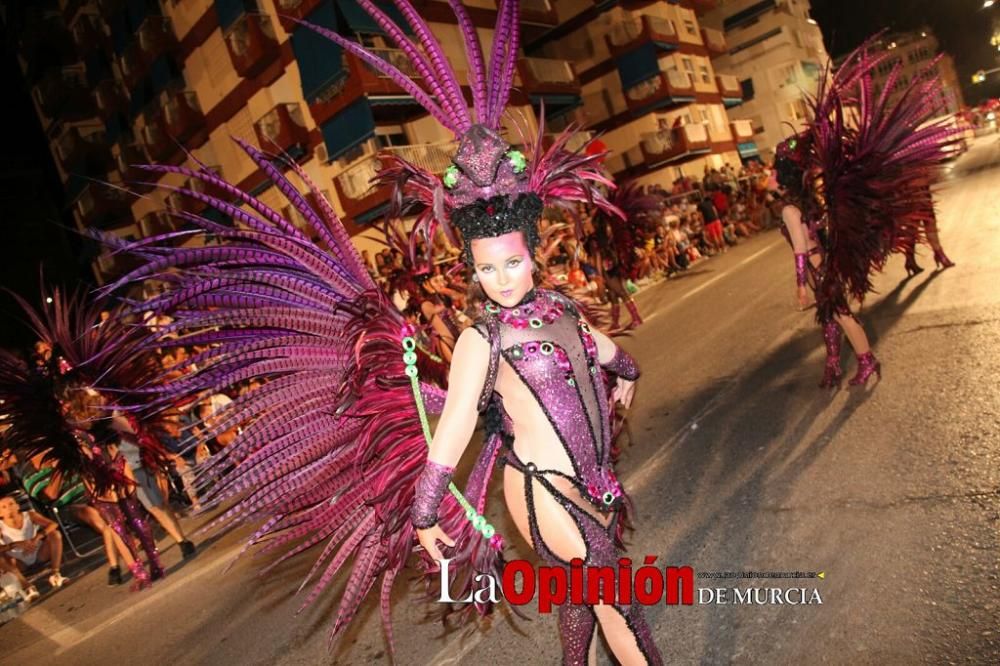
<box><xmin>699</xmin><ymin>64</ymin><xmax>711</xmax><ymax>84</ymax></box>
<box><xmin>788</xmin><ymin>99</ymin><xmax>808</xmax><ymax>121</ymax></box>
<box><xmin>376</xmin><ymin>126</ymin><xmax>408</xmax><ymax>148</ymax></box>
<box><xmin>682</xmin><ymin>57</ymin><xmax>694</xmax><ymax>73</ymax></box>
<box><xmin>740</xmin><ymin>77</ymin><xmax>755</xmax><ymax>100</ymax></box>
<box><xmin>683</xmin><ymin>19</ymin><xmax>697</xmax><ymax>36</ymax></box>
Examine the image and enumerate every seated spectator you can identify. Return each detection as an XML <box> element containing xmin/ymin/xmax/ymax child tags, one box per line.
<box><xmin>0</xmin><ymin>495</ymin><xmax>67</xmax><ymax>601</ymax></box>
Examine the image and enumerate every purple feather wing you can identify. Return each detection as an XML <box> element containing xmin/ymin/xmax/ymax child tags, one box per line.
<box><xmin>101</xmin><ymin>138</ymin><xmax>502</xmax><ymax>656</ymax></box>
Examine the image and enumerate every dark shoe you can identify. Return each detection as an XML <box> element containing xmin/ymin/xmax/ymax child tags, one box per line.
<box><xmin>108</xmin><ymin>566</ymin><xmax>123</xmax><ymax>586</ymax></box>
<box><xmin>150</xmin><ymin>565</ymin><xmax>165</xmax><ymax>582</ymax></box>
<box><xmin>904</xmin><ymin>253</ymin><xmax>924</xmax><ymax>277</ymax></box>
<box><xmin>180</xmin><ymin>540</ymin><xmax>196</xmax><ymax>560</ymax></box>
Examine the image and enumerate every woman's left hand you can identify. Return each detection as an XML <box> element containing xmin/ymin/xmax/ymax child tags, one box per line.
<box><xmin>611</xmin><ymin>377</ymin><xmax>636</xmax><ymax>409</ymax></box>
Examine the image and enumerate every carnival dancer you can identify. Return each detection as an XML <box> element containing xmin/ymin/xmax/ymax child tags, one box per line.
<box><xmin>98</xmin><ymin>1</ymin><xmax>660</xmax><ymax>661</ymax></box>
<box><xmin>773</xmin><ymin>37</ymin><xmax>960</xmax><ymax>388</ymax></box>
<box><xmin>902</xmin><ymin>174</ymin><xmax>955</xmax><ymax>276</ymax></box>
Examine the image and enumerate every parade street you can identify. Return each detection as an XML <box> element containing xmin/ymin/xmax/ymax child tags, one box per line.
<box><xmin>2</xmin><ymin>134</ymin><xmax>998</xmax><ymax>666</ymax></box>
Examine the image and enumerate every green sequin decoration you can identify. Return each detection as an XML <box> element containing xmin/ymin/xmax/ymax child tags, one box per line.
<box><xmin>443</xmin><ymin>165</ymin><xmax>459</xmax><ymax>188</ymax></box>
<box><xmin>404</xmin><ymin>333</ymin><xmax>496</xmax><ymax>537</ymax></box>
<box><xmin>507</xmin><ymin>149</ymin><xmax>527</xmax><ymax>173</ymax></box>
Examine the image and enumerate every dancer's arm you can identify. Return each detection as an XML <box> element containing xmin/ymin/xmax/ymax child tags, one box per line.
<box><xmin>781</xmin><ymin>205</ymin><xmax>812</xmax><ymax>308</ymax></box>
<box><xmin>585</xmin><ymin>317</ymin><xmax>639</xmax><ymax>409</ymax></box>
<box><xmin>413</xmin><ymin>327</ymin><xmax>491</xmax><ymax>560</ymax></box>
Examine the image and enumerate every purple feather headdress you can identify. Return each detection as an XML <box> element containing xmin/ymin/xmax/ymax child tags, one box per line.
<box><xmin>297</xmin><ymin>0</ymin><xmax>621</xmax><ymax>266</ymax></box>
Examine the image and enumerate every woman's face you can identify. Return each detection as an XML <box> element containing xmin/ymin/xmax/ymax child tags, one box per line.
<box><xmin>470</xmin><ymin>231</ymin><xmax>534</xmax><ymax>308</ymax></box>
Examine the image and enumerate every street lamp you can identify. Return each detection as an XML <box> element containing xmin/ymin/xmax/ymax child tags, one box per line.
<box><xmin>985</xmin><ymin>1</ymin><xmax>996</xmax><ymax>9</ymax></box>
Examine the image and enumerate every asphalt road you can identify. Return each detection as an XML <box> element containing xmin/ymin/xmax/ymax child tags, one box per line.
<box><xmin>2</xmin><ymin>135</ymin><xmax>998</xmax><ymax>666</ymax></box>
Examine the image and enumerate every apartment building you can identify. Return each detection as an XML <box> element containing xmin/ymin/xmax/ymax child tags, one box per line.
<box><xmin>15</xmin><ymin>0</ymin><xmax>571</xmax><ymax>284</ymax></box>
<box><xmin>863</xmin><ymin>29</ymin><xmax>965</xmax><ymax>116</ymax></box>
<box><xmin>699</xmin><ymin>0</ymin><xmax>829</xmax><ymax>161</ymax></box>
<box><xmin>531</xmin><ymin>0</ymin><xmax>746</xmax><ymax>188</ymax></box>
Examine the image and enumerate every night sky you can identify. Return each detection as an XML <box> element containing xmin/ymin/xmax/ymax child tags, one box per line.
<box><xmin>812</xmin><ymin>0</ymin><xmax>1000</xmax><ymax>105</ymax></box>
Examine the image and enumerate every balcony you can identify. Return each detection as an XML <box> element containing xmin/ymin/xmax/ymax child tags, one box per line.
<box><xmin>716</xmin><ymin>74</ymin><xmax>744</xmax><ymax>106</ymax></box>
<box><xmin>141</xmin><ymin>114</ymin><xmax>177</xmax><ymax>162</ymax></box>
<box><xmin>308</xmin><ymin>49</ymin><xmax>421</xmax><ymax>125</ymax></box>
<box><xmin>55</xmin><ymin>128</ymin><xmax>111</xmax><ymax>175</ymax></box>
<box><xmin>517</xmin><ymin>57</ymin><xmax>580</xmax><ymax>96</ymax></box>
<box><xmin>606</xmin><ymin>15</ymin><xmax>678</xmax><ymax>58</ymax></box>
<box><xmin>116</xmin><ymin>142</ymin><xmax>154</xmax><ymax>192</ymax></box>
<box><xmin>35</xmin><ymin>67</ymin><xmax>94</xmax><ymax>120</ymax></box>
<box><xmin>224</xmin><ymin>13</ymin><xmax>280</xmax><ymax>78</ymax></box>
<box><xmin>730</xmin><ymin>119</ymin><xmax>754</xmax><ymax>141</ymax></box>
<box><xmin>96</xmin><ymin>251</ymin><xmax>142</xmax><ymax>281</ymax></box>
<box><xmin>137</xmin><ymin>15</ymin><xmax>177</xmax><ymax>62</ymax></box>
<box><xmin>254</xmin><ymin>103</ymin><xmax>310</xmax><ymax>159</ymax></box>
<box><xmin>640</xmin><ymin>124</ymin><xmax>712</xmax><ymax>167</ymax></box>
<box><xmin>702</xmin><ymin>27</ymin><xmax>727</xmax><ymax>56</ymax></box>
<box><xmin>95</xmin><ymin>79</ymin><xmax>127</xmax><ymax>117</ymax></box>
<box><xmin>624</xmin><ymin>69</ymin><xmax>695</xmax><ymax>114</ymax></box>
<box><xmin>119</xmin><ymin>41</ymin><xmax>145</xmax><ymax>89</ymax></box>
<box><xmin>520</xmin><ymin>0</ymin><xmax>558</xmax><ymax>26</ymax></box>
<box><xmin>74</xmin><ymin>181</ymin><xmax>132</xmax><ymax>229</ymax></box>
<box><xmin>274</xmin><ymin>0</ymin><xmax>325</xmax><ymax>32</ymax></box>
<box><xmin>333</xmin><ymin>142</ymin><xmax>451</xmax><ymax>221</ymax></box>
<box><xmin>166</xmin><ymin>166</ymin><xmax>224</xmax><ymax>217</ymax></box>
<box><xmin>70</xmin><ymin>12</ymin><xmax>108</xmax><ymax>54</ymax></box>
<box><xmin>163</xmin><ymin>91</ymin><xmax>205</xmax><ymax>143</ymax></box>
<box><xmin>138</xmin><ymin>211</ymin><xmax>180</xmax><ymax>239</ymax></box>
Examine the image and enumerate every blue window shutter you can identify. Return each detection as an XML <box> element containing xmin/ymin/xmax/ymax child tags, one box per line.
<box><xmin>336</xmin><ymin>0</ymin><xmax>413</xmax><ymax>36</ymax></box>
<box><xmin>616</xmin><ymin>43</ymin><xmax>660</xmax><ymax>90</ymax></box>
<box><xmin>291</xmin><ymin>2</ymin><xmax>347</xmax><ymax>102</ymax></box>
<box><xmin>320</xmin><ymin>98</ymin><xmax>375</xmax><ymax>161</ymax></box>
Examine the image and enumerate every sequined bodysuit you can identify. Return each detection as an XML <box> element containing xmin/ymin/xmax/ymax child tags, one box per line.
<box><xmin>472</xmin><ymin>288</ymin><xmax>661</xmax><ymax>665</ymax></box>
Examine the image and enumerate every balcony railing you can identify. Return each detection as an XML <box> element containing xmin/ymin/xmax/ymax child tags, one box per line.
<box><xmin>75</xmin><ymin>181</ymin><xmax>131</xmax><ymax>228</ymax></box>
<box><xmin>137</xmin><ymin>15</ymin><xmax>176</xmax><ymax>61</ymax></box>
<box><xmin>730</xmin><ymin>119</ymin><xmax>754</xmax><ymax>141</ymax></box>
<box><xmin>36</xmin><ymin>67</ymin><xmax>94</xmax><ymax>120</ymax></box>
<box><xmin>119</xmin><ymin>41</ymin><xmax>145</xmax><ymax>89</ymax></box>
<box><xmin>224</xmin><ymin>13</ymin><xmax>280</xmax><ymax>78</ymax></box>
<box><xmin>138</xmin><ymin>211</ymin><xmax>179</xmax><ymax>238</ymax></box>
<box><xmin>95</xmin><ymin>79</ymin><xmax>127</xmax><ymax>117</ymax></box>
<box><xmin>141</xmin><ymin>115</ymin><xmax>176</xmax><ymax>162</ymax></box>
<box><xmin>333</xmin><ymin>142</ymin><xmax>453</xmax><ymax>219</ymax></box>
<box><xmin>362</xmin><ymin>48</ymin><xmax>422</xmax><ymax>79</ymax></box>
<box><xmin>702</xmin><ymin>27</ymin><xmax>727</xmax><ymax>55</ymax></box>
<box><xmin>520</xmin><ymin>0</ymin><xmax>558</xmax><ymax>26</ymax></box>
<box><xmin>640</xmin><ymin>124</ymin><xmax>711</xmax><ymax>166</ymax></box>
<box><xmin>624</xmin><ymin>69</ymin><xmax>694</xmax><ymax>112</ymax></box>
<box><xmin>254</xmin><ymin>103</ymin><xmax>310</xmax><ymax>157</ymax></box>
<box><xmin>517</xmin><ymin>57</ymin><xmax>580</xmax><ymax>95</ymax></box>
<box><xmin>116</xmin><ymin>142</ymin><xmax>154</xmax><ymax>191</ymax></box>
<box><xmin>163</xmin><ymin>91</ymin><xmax>204</xmax><ymax>143</ymax></box>
<box><xmin>716</xmin><ymin>74</ymin><xmax>743</xmax><ymax>103</ymax></box>
<box><xmin>70</xmin><ymin>12</ymin><xmax>108</xmax><ymax>53</ymax></box>
<box><xmin>55</xmin><ymin>128</ymin><xmax>110</xmax><ymax>174</ymax></box>
<box><xmin>606</xmin><ymin>15</ymin><xmax>678</xmax><ymax>57</ymax></box>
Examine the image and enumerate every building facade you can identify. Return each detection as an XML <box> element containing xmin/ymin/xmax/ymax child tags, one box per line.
<box><xmin>16</xmin><ymin>0</ymin><xmax>572</xmax><ymax>284</ymax></box>
<box><xmin>862</xmin><ymin>29</ymin><xmax>965</xmax><ymax>117</ymax></box>
<box><xmin>533</xmin><ymin>0</ymin><xmax>748</xmax><ymax>189</ymax></box>
<box><xmin>699</xmin><ymin>0</ymin><xmax>828</xmax><ymax>162</ymax></box>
